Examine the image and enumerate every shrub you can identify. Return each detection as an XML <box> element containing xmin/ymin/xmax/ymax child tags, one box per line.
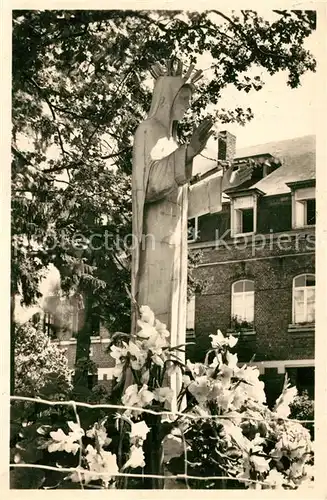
<box><xmin>290</xmin><ymin>390</ymin><xmax>314</xmax><ymax>439</ymax></box>
<box><xmin>10</xmin><ymin>310</ymin><xmax>314</xmax><ymax>490</ymax></box>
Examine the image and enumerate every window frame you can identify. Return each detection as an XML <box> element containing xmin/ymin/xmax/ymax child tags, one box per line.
<box><xmin>292</xmin><ymin>186</ymin><xmax>316</xmax><ymax>229</ymax></box>
<box><xmin>231</xmin><ymin>194</ymin><xmax>258</xmax><ymax>237</ymax></box>
<box><xmin>292</xmin><ymin>273</ymin><xmax>315</xmax><ymax>325</ymax></box>
<box><xmin>231</xmin><ymin>279</ymin><xmax>255</xmax><ymax>328</ymax></box>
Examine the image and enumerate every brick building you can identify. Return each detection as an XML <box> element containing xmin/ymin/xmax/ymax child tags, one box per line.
<box><xmin>41</xmin><ymin>294</ymin><xmax>114</xmax><ymax>388</ymax></box>
<box><xmin>187</xmin><ymin>133</ymin><xmax>315</xmax><ymax>403</ymax></box>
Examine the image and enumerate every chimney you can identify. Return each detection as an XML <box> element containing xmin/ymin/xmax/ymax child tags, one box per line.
<box><xmin>218</xmin><ymin>130</ymin><xmax>236</xmax><ymax>163</ymax></box>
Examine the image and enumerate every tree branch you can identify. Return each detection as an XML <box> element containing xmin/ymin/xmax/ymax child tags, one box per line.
<box><xmin>210</xmin><ymin>10</ymin><xmax>288</xmax><ymax>59</ymax></box>
<box><xmin>25</xmin><ymin>76</ymin><xmax>70</xmax><ymax>159</ymax></box>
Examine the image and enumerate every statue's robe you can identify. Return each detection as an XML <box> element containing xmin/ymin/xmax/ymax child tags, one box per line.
<box><xmin>132</xmin><ymin>77</ymin><xmax>223</xmax><ymax>403</ymax></box>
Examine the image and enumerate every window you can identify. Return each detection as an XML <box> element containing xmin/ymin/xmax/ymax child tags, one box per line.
<box><xmin>293</xmin><ymin>274</ymin><xmax>315</xmax><ymax>324</ymax></box>
<box><xmin>293</xmin><ymin>187</ymin><xmax>316</xmax><ymax>228</ymax></box>
<box><xmin>231</xmin><ymin>280</ymin><xmax>254</xmax><ymax>328</ymax></box>
<box><xmin>231</xmin><ymin>195</ymin><xmax>257</xmax><ymax>236</ymax></box>
<box><xmin>186</xmin><ymin>295</ymin><xmax>195</xmax><ymax>330</ymax></box>
<box><xmin>306</xmin><ymin>199</ymin><xmax>316</xmax><ymax>225</ymax></box>
<box><xmin>286</xmin><ymin>366</ymin><xmax>314</xmax><ymax>399</ymax></box>
<box><xmin>188</xmin><ymin>217</ymin><xmax>199</xmax><ymax>243</ymax></box>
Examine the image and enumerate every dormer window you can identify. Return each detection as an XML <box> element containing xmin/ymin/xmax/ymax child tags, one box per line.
<box><xmin>287</xmin><ymin>182</ymin><xmax>316</xmax><ymax>229</ymax></box>
<box><xmin>294</xmin><ymin>188</ymin><xmax>316</xmax><ymax>228</ymax></box>
<box><xmin>230</xmin><ymin>194</ymin><xmax>257</xmax><ymax>237</ymax></box>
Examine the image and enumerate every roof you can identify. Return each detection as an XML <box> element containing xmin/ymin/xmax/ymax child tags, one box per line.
<box><xmin>193</xmin><ymin>135</ymin><xmax>315</xmax><ymax>197</ymax></box>
<box><xmin>236</xmin><ymin>135</ymin><xmax>315</xmax><ymax>196</ymax></box>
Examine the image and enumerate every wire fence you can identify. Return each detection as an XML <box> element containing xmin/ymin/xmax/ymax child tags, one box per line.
<box><xmin>10</xmin><ymin>394</ymin><xmax>315</xmax><ymax>490</ymax></box>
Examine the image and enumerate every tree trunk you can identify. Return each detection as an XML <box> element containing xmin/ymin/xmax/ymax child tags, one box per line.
<box><xmin>142</xmin><ymin>414</ymin><xmax>165</xmax><ymax>489</ymax></box>
<box><xmin>73</xmin><ymin>293</ymin><xmax>93</xmax><ymax>390</ymax></box>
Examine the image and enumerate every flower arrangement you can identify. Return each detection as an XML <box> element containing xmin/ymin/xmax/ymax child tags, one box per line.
<box><xmin>11</xmin><ymin>306</ymin><xmax>314</xmax><ymax>490</ymax></box>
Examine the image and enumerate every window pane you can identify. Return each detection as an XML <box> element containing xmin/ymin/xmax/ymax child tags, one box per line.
<box><xmin>295</xmin><ymin>200</ymin><xmax>305</xmax><ymax>227</ymax></box>
<box><xmin>235</xmin><ymin>209</ymin><xmax>242</xmax><ymax>235</ymax></box>
<box><xmin>306</xmin><ymin>275</ymin><xmax>315</xmax><ymax>287</ymax></box>
<box><xmin>244</xmin><ymin>280</ymin><xmax>254</xmax><ymax>292</ymax></box>
<box><xmin>294</xmin><ymin>289</ymin><xmax>304</xmax><ymax>323</ymax></box>
<box><xmin>306</xmin><ymin>199</ymin><xmax>316</xmax><ymax>225</ymax></box>
<box><xmin>232</xmin><ymin>295</ymin><xmax>243</xmax><ymax>319</ymax></box>
<box><xmin>242</xmin><ymin>208</ymin><xmax>254</xmax><ymax>233</ymax></box>
<box><xmin>294</xmin><ymin>289</ymin><xmax>304</xmax><ymax>303</ymax></box>
<box><xmin>233</xmin><ymin>281</ymin><xmax>244</xmax><ymax>293</ymax></box>
<box><xmin>294</xmin><ymin>275</ymin><xmax>306</xmax><ymax>287</ymax></box>
<box><xmin>306</xmin><ymin>302</ymin><xmax>315</xmax><ymax>322</ymax></box>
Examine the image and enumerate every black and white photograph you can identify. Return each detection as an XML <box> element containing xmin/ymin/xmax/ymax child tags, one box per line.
<box><xmin>4</xmin><ymin>3</ymin><xmax>326</xmax><ymax>494</ymax></box>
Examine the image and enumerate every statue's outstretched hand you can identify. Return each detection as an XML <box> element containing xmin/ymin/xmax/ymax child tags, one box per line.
<box><xmin>186</xmin><ymin>118</ymin><xmax>213</xmax><ymax>161</ymax></box>
<box><xmin>222</xmin><ymin>163</ymin><xmax>254</xmax><ymax>192</ymax></box>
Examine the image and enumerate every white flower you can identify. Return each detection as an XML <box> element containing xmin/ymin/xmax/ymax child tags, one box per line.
<box><xmin>219</xmin><ymin>364</ymin><xmax>234</xmax><ymax>388</ymax></box>
<box><xmin>110</xmin><ymin>343</ymin><xmax>128</xmax><ymax>362</ymax></box>
<box><xmin>122</xmin><ymin>445</ymin><xmax>146</xmax><ymax>469</ymax></box>
<box><xmin>67</xmin><ymin>421</ymin><xmax>84</xmax><ymax>440</ymax></box>
<box><xmin>210</xmin><ymin>330</ymin><xmax>226</xmax><ymax>348</ymax></box>
<box><xmin>86</xmin><ymin>423</ymin><xmax>111</xmax><ymax>447</ymax></box>
<box><xmin>274</xmin><ymin>386</ymin><xmax>297</xmax><ymax>418</ymax></box>
<box><xmin>130</xmin><ymin>421</ymin><xmax>150</xmax><ymax>440</ymax></box>
<box><xmin>155</xmin><ymin>319</ymin><xmax>170</xmax><ymax>337</ymax></box>
<box><xmin>226</xmin><ymin>351</ymin><xmax>238</xmax><ymax>369</ymax></box>
<box><xmin>151</xmin><ymin>353</ymin><xmax>165</xmax><ymax>366</ymax></box>
<box><xmin>122</xmin><ymin>384</ymin><xmax>140</xmax><ymax>407</ymax></box>
<box><xmin>154</xmin><ymin>387</ymin><xmax>174</xmax><ymax>405</ymax></box>
<box><xmin>122</xmin><ymin>384</ymin><xmax>154</xmax><ymax>409</ymax></box>
<box><xmin>289</xmin><ymin>460</ymin><xmax>305</xmax><ymax>478</ymax></box>
<box><xmin>250</xmin><ymin>455</ymin><xmax>271</xmax><ymax>474</ymax></box>
<box><xmin>139</xmin><ymin>305</ymin><xmax>155</xmax><ymax>325</ymax></box>
<box><xmin>128</xmin><ymin>341</ymin><xmax>147</xmax><ymax>370</ymax></box>
<box><xmin>84</xmin><ymin>444</ymin><xmax>118</xmax><ymax>486</ymax></box>
<box><xmin>228</xmin><ymin>334</ymin><xmax>238</xmax><ymax>348</ymax></box>
<box><xmin>138</xmin><ymin>384</ymin><xmax>155</xmax><ymax>406</ymax></box>
<box><xmin>186</xmin><ymin>360</ymin><xmax>207</xmax><ymax>377</ymax></box>
<box><xmin>144</xmin><ymin>330</ymin><xmax>168</xmax><ymax>354</ymax></box>
<box><xmin>216</xmin><ymin>389</ymin><xmax>234</xmax><ymax>411</ymax></box>
<box><xmin>137</xmin><ymin>321</ymin><xmax>157</xmax><ymax>339</ymax></box>
<box><xmin>188</xmin><ymin>376</ymin><xmax>212</xmax><ymax>403</ymax></box>
<box><xmin>264</xmin><ymin>468</ymin><xmax>285</xmax><ymax>488</ymax></box>
<box><xmin>48</xmin><ymin>421</ymin><xmax>84</xmax><ymax>455</ymax></box>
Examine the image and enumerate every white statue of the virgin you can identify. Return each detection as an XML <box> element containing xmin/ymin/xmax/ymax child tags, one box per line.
<box><xmin>132</xmin><ymin>60</ymin><xmax>252</xmax><ymax>399</ymax></box>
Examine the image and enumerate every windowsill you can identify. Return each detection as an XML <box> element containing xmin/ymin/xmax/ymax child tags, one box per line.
<box><xmin>232</xmin><ymin>231</ymin><xmax>256</xmax><ymax>238</ymax></box>
<box><xmin>292</xmin><ymin>224</ymin><xmax>316</xmax><ymax>230</ymax></box>
<box><xmin>288</xmin><ymin>323</ymin><xmax>315</xmax><ymax>335</ymax></box>
<box><xmin>227</xmin><ymin>329</ymin><xmax>256</xmax><ymax>337</ymax></box>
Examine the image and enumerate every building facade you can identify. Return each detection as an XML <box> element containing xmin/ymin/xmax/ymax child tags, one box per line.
<box><xmin>41</xmin><ymin>294</ymin><xmax>114</xmax><ymax>388</ymax></box>
<box><xmin>187</xmin><ymin>133</ymin><xmax>315</xmax><ymax>403</ymax></box>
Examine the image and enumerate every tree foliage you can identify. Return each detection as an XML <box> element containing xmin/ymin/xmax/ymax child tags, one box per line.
<box><xmin>14</xmin><ymin>321</ymin><xmax>72</xmax><ymax>398</ymax></box>
<box><xmin>11</xmin><ymin>9</ymin><xmax>316</xmax><ymax>380</ymax></box>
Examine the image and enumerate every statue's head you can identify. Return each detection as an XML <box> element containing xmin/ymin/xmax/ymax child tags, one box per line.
<box><xmin>147</xmin><ymin>59</ymin><xmax>203</xmax><ymax>133</ymax></box>
<box><xmin>171</xmin><ymin>84</ymin><xmax>192</xmax><ymax>121</ymax></box>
